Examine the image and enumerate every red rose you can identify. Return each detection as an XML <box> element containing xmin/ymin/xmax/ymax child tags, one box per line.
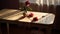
<box><xmin>25</xmin><ymin>1</ymin><xmax>30</xmax><ymax>6</ymax></box>
<box><xmin>32</xmin><ymin>17</ymin><xmax>38</xmax><ymax>21</ymax></box>
<box><xmin>28</xmin><ymin>13</ymin><xmax>34</xmax><ymax>17</ymax></box>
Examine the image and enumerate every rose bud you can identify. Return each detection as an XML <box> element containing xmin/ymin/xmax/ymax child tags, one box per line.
<box><xmin>32</xmin><ymin>17</ymin><xmax>38</xmax><ymax>21</ymax></box>
<box><xmin>28</xmin><ymin>13</ymin><xmax>34</xmax><ymax>17</ymax></box>
<box><xmin>25</xmin><ymin>0</ymin><xmax>30</xmax><ymax>6</ymax></box>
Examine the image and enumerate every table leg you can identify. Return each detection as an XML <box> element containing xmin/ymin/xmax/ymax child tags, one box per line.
<box><xmin>7</xmin><ymin>23</ymin><xmax>9</xmax><ymax>34</ymax></box>
<box><xmin>0</xmin><ymin>23</ymin><xmax>2</xmax><ymax>34</ymax></box>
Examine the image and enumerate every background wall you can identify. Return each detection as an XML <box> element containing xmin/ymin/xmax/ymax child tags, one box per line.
<box><xmin>19</xmin><ymin>0</ymin><xmax>60</xmax><ymax>6</ymax></box>
<box><xmin>0</xmin><ymin>0</ymin><xmax>19</xmax><ymax>10</ymax></box>
<box><xmin>19</xmin><ymin>0</ymin><xmax>56</xmax><ymax>13</ymax></box>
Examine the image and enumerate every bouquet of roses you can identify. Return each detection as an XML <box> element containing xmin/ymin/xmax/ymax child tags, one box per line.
<box><xmin>21</xmin><ymin>0</ymin><xmax>32</xmax><ymax>12</ymax></box>
<box><xmin>20</xmin><ymin>0</ymin><xmax>38</xmax><ymax>21</ymax></box>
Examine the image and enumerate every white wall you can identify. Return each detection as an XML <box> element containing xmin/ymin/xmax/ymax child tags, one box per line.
<box><xmin>19</xmin><ymin>0</ymin><xmax>60</xmax><ymax>5</ymax></box>
<box><xmin>19</xmin><ymin>0</ymin><xmax>40</xmax><ymax>5</ymax></box>
<box><xmin>20</xmin><ymin>0</ymin><xmax>36</xmax><ymax>3</ymax></box>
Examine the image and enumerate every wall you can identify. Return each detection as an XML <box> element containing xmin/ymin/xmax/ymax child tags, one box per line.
<box><xmin>0</xmin><ymin>0</ymin><xmax>19</xmax><ymax>9</ymax></box>
<box><xmin>54</xmin><ymin>5</ymin><xmax>60</xmax><ymax>30</ymax></box>
<box><xmin>19</xmin><ymin>0</ymin><xmax>56</xmax><ymax>13</ymax></box>
<box><xmin>19</xmin><ymin>0</ymin><xmax>40</xmax><ymax>5</ymax></box>
<box><xmin>6</xmin><ymin>0</ymin><xmax>19</xmax><ymax>9</ymax></box>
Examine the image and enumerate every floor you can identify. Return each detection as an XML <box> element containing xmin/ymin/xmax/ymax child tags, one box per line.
<box><xmin>52</xmin><ymin>29</ymin><xmax>60</xmax><ymax>34</ymax></box>
<box><xmin>0</xmin><ymin>23</ymin><xmax>60</xmax><ymax>34</ymax></box>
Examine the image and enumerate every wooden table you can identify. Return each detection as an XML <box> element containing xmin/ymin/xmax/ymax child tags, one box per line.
<box><xmin>0</xmin><ymin>9</ymin><xmax>55</xmax><ymax>34</ymax></box>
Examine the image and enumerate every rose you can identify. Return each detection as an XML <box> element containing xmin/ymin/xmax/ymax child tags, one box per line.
<box><xmin>28</xmin><ymin>13</ymin><xmax>34</xmax><ymax>17</ymax></box>
<box><xmin>25</xmin><ymin>1</ymin><xmax>30</xmax><ymax>7</ymax></box>
<box><xmin>32</xmin><ymin>17</ymin><xmax>38</xmax><ymax>21</ymax></box>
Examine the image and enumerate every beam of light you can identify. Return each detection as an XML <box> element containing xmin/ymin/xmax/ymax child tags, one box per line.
<box><xmin>47</xmin><ymin>0</ymin><xmax>49</xmax><ymax>6</ymax></box>
<box><xmin>58</xmin><ymin>0</ymin><xmax>59</xmax><ymax>5</ymax></box>
<box><xmin>36</xmin><ymin>0</ymin><xmax>40</xmax><ymax>5</ymax></box>
<box><xmin>52</xmin><ymin>0</ymin><xmax>54</xmax><ymax>5</ymax></box>
<box><xmin>41</xmin><ymin>0</ymin><xmax>43</xmax><ymax>6</ymax></box>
